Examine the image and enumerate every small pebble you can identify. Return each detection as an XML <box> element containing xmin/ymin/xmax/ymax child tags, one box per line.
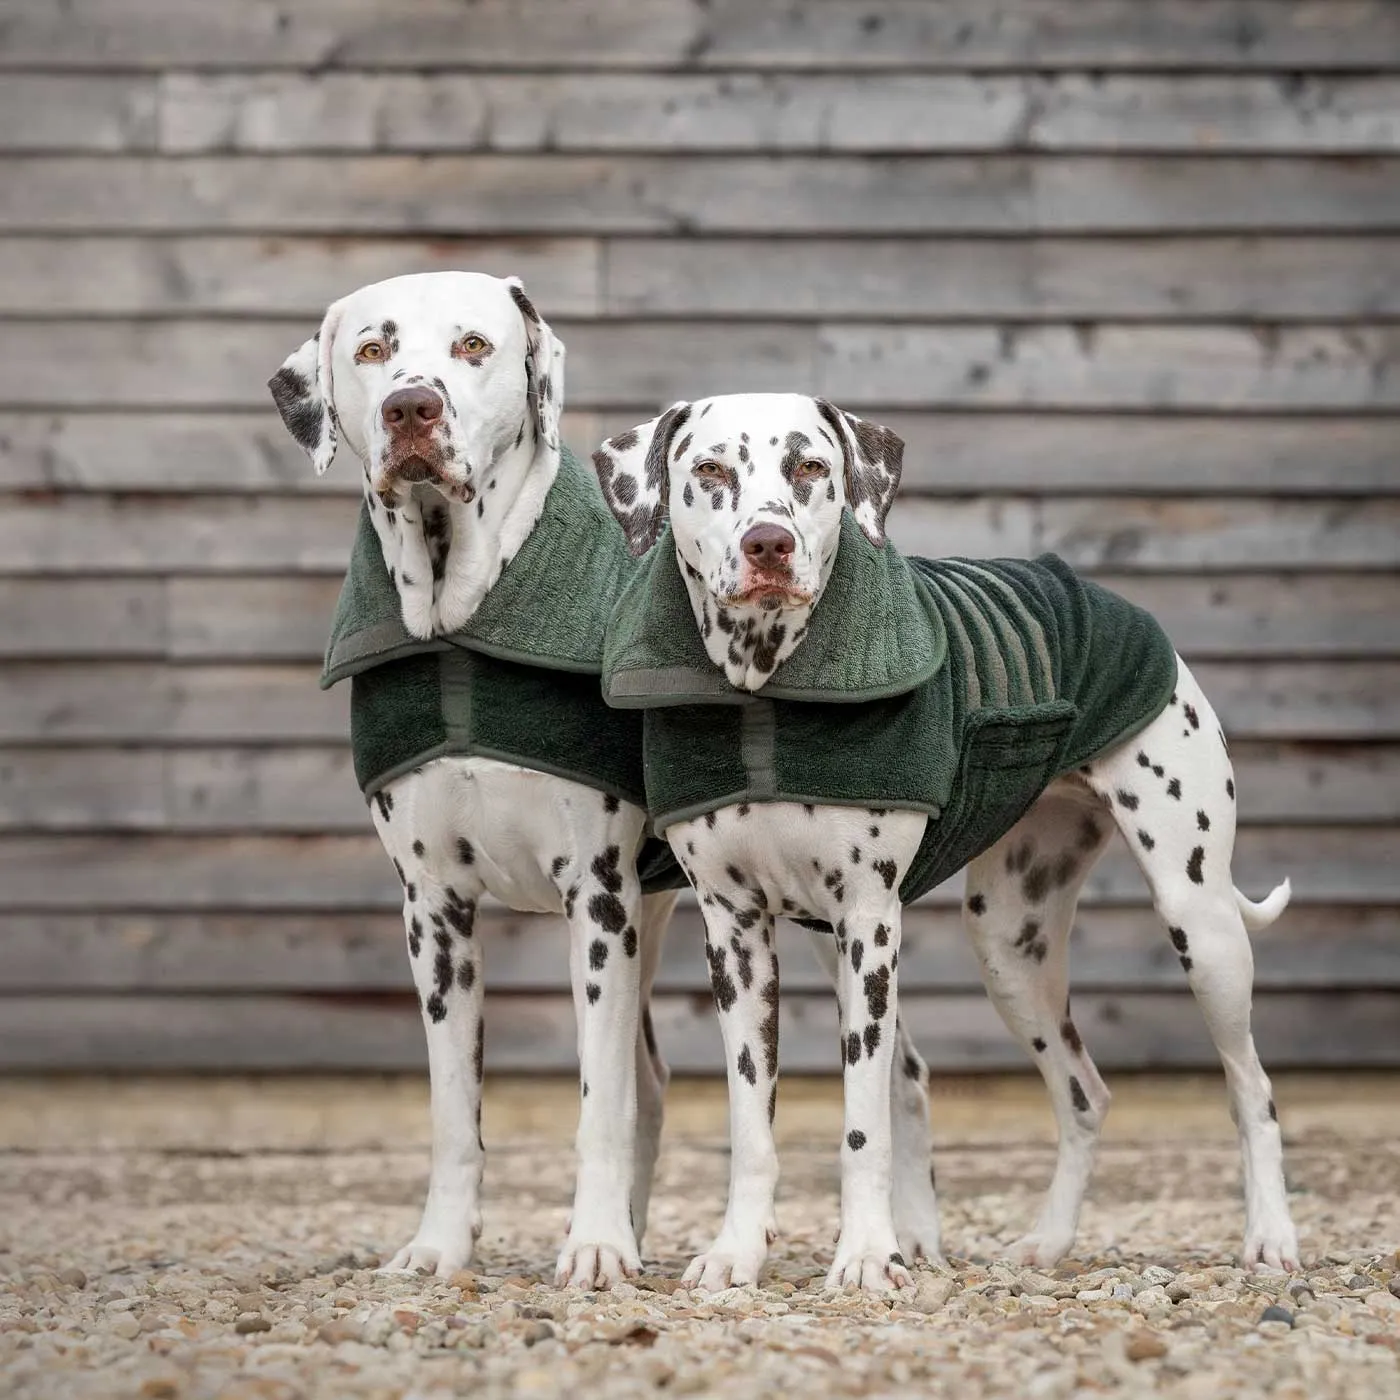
<box><xmin>234</xmin><ymin>1312</ymin><xmax>272</xmax><ymax>1334</ymax></box>
<box><xmin>1125</xmin><ymin>1331</ymin><xmax>1168</xmax><ymax>1362</ymax></box>
<box><xmin>1259</xmin><ymin>1304</ymin><xmax>1295</xmax><ymax>1328</ymax></box>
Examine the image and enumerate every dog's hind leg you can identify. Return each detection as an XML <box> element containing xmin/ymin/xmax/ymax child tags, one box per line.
<box><xmin>805</xmin><ymin>928</ymin><xmax>946</xmax><ymax>1267</ymax></box>
<box><xmin>633</xmin><ymin>889</ymin><xmax>678</xmax><ymax>1246</ymax></box>
<box><xmin>1082</xmin><ymin>659</ymin><xmax>1297</xmax><ymax>1272</ymax></box>
<box><xmin>963</xmin><ymin>790</ymin><xmax>1115</xmax><ymax>1268</ymax></box>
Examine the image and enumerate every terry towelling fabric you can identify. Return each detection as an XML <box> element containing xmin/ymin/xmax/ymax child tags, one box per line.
<box><xmin>602</xmin><ymin>517</ymin><xmax>1179</xmax><ymax>903</ymax></box>
<box><xmin>321</xmin><ymin>447</ymin><xmax>683</xmax><ymax>893</ymax></box>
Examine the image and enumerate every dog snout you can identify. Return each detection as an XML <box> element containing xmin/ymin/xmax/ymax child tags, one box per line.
<box><xmin>741</xmin><ymin>523</ymin><xmax>796</xmax><ymax>571</ymax></box>
<box><xmin>381</xmin><ymin>386</ymin><xmax>445</xmax><ymax>432</ymax></box>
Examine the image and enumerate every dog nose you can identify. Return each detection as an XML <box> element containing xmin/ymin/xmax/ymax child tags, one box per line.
<box><xmin>381</xmin><ymin>386</ymin><xmax>444</xmax><ymax>431</ymax></box>
<box><xmin>741</xmin><ymin>523</ymin><xmax>796</xmax><ymax>570</ymax></box>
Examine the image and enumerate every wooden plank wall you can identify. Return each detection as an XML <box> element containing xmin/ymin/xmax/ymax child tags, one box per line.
<box><xmin>2</xmin><ymin>0</ymin><xmax>1398</xmax><ymax>1073</ymax></box>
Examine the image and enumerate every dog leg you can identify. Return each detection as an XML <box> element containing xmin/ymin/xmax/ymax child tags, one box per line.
<box><xmin>554</xmin><ymin>840</ymin><xmax>646</xmax><ymax>1288</ymax></box>
<box><xmin>806</xmin><ymin>928</ymin><xmax>945</xmax><ymax>1267</ymax></box>
<box><xmin>963</xmin><ymin>793</ymin><xmax>1114</xmax><ymax>1268</ymax></box>
<box><xmin>376</xmin><ymin>815</ymin><xmax>486</xmax><ymax>1277</ymax></box>
<box><xmin>682</xmin><ymin>891</ymin><xmax>781</xmax><ymax>1292</ymax></box>
<box><xmin>1084</xmin><ymin>660</ymin><xmax>1298</xmax><ymax>1272</ymax></box>
<box><xmin>633</xmin><ymin>890</ymin><xmax>677</xmax><ymax>1246</ymax></box>
<box><xmin>826</xmin><ymin>911</ymin><xmax>914</xmax><ymax>1292</ymax></box>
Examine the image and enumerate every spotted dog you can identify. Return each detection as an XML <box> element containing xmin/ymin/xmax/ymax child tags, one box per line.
<box><xmin>590</xmin><ymin>391</ymin><xmax>1297</xmax><ymax>1292</ymax></box>
<box><xmin>268</xmin><ymin>272</ymin><xmax>676</xmax><ymax>1288</ymax></box>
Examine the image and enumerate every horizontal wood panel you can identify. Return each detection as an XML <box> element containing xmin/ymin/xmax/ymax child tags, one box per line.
<box><xmin>6</xmin><ymin>574</ymin><xmax>1395</xmax><ymax>661</ymax></box>
<box><xmin>0</xmin><ymin>828</ymin><xmax>1384</xmax><ymax>910</ymax></box>
<box><xmin>6</xmin><ymin>2</ymin><xmax>1398</xmax><ymax>72</ymax></box>
<box><xmin>5</xmin><ymin>411</ymin><xmax>1394</xmax><ymax>496</ymax></box>
<box><xmin>9</xmin><ymin>495</ymin><xmax>1393</xmax><ymax>573</ymax></box>
<box><xmin>605</xmin><ymin>237</ymin><xmax>1400</xmax><ymax>321</ymax></box>
<box><xmin>13</xmin><ymin>74</ymin><xmax>1400</xmax><ymax>155</ymax></box>
<box><xmin>2</xmin><ymin>661</ymin><xmax>1391</xmax><ymax>744</ymax></box>
<box><xmin>8</xmin><ymin>235</ymin><xmax>1400</xmax><ymax>321</ymax></box>
<box><xmin>3</xmin><ymin>988</ymin><xmax>1397</xmax><ymax>1072</ymax></box>
<box><xmin>0</xmin><ymin>235</ymin><xmax>603</xmax><ymax>317</ymax></box>
<box><xmin>7</xmin><ymin>320</ymin><xmax>1399</xmax><ymax>411</ymax></box>
<box><xmin>815</xmin><ymin>323</ymin><xmax>1400</xmax><ymax>411</ymax></box>
<box><xmin>6</xmin><ymin>904</ymin><xmax>1398</xmax><ymax>995</ymax></box>
<box><xmin>2</xmin><ymin>742</ymin><xmax>1393</xmax><ymax>833</ymax></box>
<box><xmin>6</xmin><ymin>156</ymin><xmax>1400</xmax><ymax>234</ymax></box>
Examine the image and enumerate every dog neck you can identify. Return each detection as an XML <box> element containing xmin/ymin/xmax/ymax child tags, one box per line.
<box><xmin>679</xmin><ymin>557</ymin><xmax>813</xmax><ymax>692</ymax></box>
<box><xmin>364</xmin><ymin>420</ymin><xmax>558</xmax><ymax>639</ymax></box>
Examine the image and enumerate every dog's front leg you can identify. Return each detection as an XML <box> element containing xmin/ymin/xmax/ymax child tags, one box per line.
<box><xmin>383</xmin><ymin>881</ymin><xmax>486</xmax><ymax>1277</ymax></box>
<box><xmin>828</xmin><ymin>913</ymin><xmax>913</xmax><ymax>1292</ymax></box>
<box><xmin>555</xmin><ymin>843</ymin><xmax>645</xmax><ymax>1288</ymax></box>
<box><xmin>682</xmin><ymin>896</ymin><xmax>781</xmax><ymax>1292</ymax></box>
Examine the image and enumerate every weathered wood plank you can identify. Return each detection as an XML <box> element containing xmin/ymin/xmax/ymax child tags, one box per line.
<box><xmin>0</xmin><ymin>661</ymin><xmax>1392</xmax><ymax>744</ymax></box>
<box><xmin>3</xmin><ymin>905</ymin><xmax>1397</xmax><ymax>994</ymax></box>
<box><xmin>6</xmin><ymin>236</ymin><xmax>1396</xmax><ymax>320</ymax></box>
<box><xmin>0</xmin><ymin>747</ymin><xmax>363</xmax><ymax>832</ymax></box>
<box><xmin>4</xmin><ymin>411</ymin><xmax>1393</xmax><ymax>496</ymax></box>
<box><xmin>0</xmin><ymin>411</ymin><xmax>606</xmax><ymax>494</ymax></box>
<box><xmin>2</xmin><ymin>741</ymin><xmax>1393</xmax><ymax>833</ymax></box>
<box><xmin>5</xmin><ymin>2</ymin><xmax>1397</xmax><ymax>72</ymax></box>
<box><xmin>0</xmin><ymin>827</ymin><xmax>1386</xmax><ymax>910</ymax></box>
<box><xmin>4</xmin><ymin>498</ymin><xmax>1395</xmax><ymax>576</ymax></box>
<box><xmin>0</xmin><ymin>663</ymin><xmax>346</xmax><ymax>742</ymax></box>
<box><xmin>2</xmin><ymin>988</ymin><xmax>1396</xmax><ymax>1072</ymax></box>
<box><xmin>7</xmin><ymin>320</ymin><xmax>1400</xmax><ymax>411</ymax></box>
<box><xmin>606</xmin><ymin>236</ymin><xmax>1400</xmax><ymax>321</ymax></box>
<box><xmin>0</xmin><ymin>579</ymin><xmax>168</xmax><ymax>657</ymax></box>
<box><xmin>0</xmin><ymin>496</ymin><xmax>1041</xmax><ymax>572</ymax></box>
<box><xmin>6</xmin><ymin>574</ymin><xmax>1395</xmax><ymax>662</ymax></box>
<box><xmin>5</xmin><ymin>156</ymin><xmax>1400</xmax><ymax>234</ymax></box>
<box><xmin>1024</xmin><ymin>499</ymin><xmax>1400</xmax><ymax>573</ymax></box>
<box><xmin>129</xmin><ymin>74</ymin><xmax>1400</xmax><ymax>154</ymax></box>
<box><xmin>0</xmin><ymin>75</ymin><xmax>157</xmax><ymax>152</ymax></box>
<box><xmin>0</xmin><ymin>235</ymin><xmax>601</xmax><ymax>317</ymax></box>
<box><xmin>817</xmin><ymin>323</ymin><xmax>1400</xmax><ymax>410</ymax></box>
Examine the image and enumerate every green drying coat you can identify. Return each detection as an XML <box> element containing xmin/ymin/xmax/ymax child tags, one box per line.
<box><xmin>602</xmin><ymin>514</ymin><xmax>1179</xmax><ymax>904</ymax></box>
<box><xmin>321</xmin><ymin>449</ymin><xmax>683</xmax><ymax>892</ymax></box>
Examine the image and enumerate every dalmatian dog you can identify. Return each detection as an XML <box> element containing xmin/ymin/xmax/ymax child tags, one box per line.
<box><xmin>268</xmin><ymin>272</ymin><xmax>677</xmax><ymax>1288</ymax></box>
<box><xmin>591</xmin><ymin>391</ymin><xmax>1297</xmax><ymax>1292</ymax></box>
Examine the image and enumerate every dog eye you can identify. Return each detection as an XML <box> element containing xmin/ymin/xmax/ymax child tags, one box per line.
<box><xmin>794</xmin><ymin>459</ymin><xmax>830</xmax><ymax>480</ymax></box>
<box><xmin>354</xmin><ymin>340</ymin><xmax>386</xmax><ymax>363</ymax></box>
<box><xmin>693</xmin><ymin>460</ymin><xmax>726</xmax><ymax>480</ymax></box>
<box><xmin>454</xmin><ymin>333</ymin><xmax>492</xmax><ymax>358</ymax></box>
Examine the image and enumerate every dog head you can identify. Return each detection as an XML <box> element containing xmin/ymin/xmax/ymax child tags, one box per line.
<box><xmin>267</xmin><ymin>271</ymin><xmax>563</xmax><ymax>506</ymax></box>
<box><xmin>592</xmin><ymin>392</ymin><xmax>903</xmax><ymax>688</ymax></box>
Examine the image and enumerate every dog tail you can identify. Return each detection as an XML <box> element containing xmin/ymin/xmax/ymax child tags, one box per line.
<box><xmin>1234</xmin><ymin>878</ymin><xmax>1292</xmax><ymax>933</ymax></box>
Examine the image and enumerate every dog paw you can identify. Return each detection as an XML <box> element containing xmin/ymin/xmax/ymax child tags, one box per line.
<box><xmin>825</xmin><ymin>1236</ymin><xmax>913</xmax><ymax>1293</ymax></box>
<box><xmin>1003</xmin><ymin>1228</ymin><xmax>1075</xmax><ymax>1270</ymax></box>
<box><xmin>682</xmin><ymin>1232</ymin><xmax>769</xmax><ymax>1293</ymax></box>
<box><xmin>378</xmin><ymin>1200</ymin><xmax>482</xmax><ymax>1278</ymax></box>
<box><xmin>893</xmin><ymin>1192</ymin><xmax>947</xmax><ymax>1268</ymax></box>
<box><xmin>555</xmin><ymin>1234</ymin><xmax>641</xmax><ymax>1290</ymax></box>
<box><xmin>378</xmin><ymin>1236</ymin><xmax>474</xmax><ymax>1278</ymax></box>
<box><xmin>1243</xmin><ymin>1224</ymin><xmax>1301</xmax><ymax>1275</ymax></box>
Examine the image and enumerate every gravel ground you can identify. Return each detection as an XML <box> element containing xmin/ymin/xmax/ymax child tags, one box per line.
<box><xmin>3</xmin><ymin>1082</ymin><xmax>1399</xmax><ymax>1400</ymax></box>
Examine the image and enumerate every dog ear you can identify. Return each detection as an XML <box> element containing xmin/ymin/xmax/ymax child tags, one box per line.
<box><xmin>815</xmin><ymin>399</ymin><xmax>904</xmax><ymax>547</ymax></box>
<box><xmin>267</xmin><ymin>299</ymin><xmax>344</xmax><ymax>475</ymax></box>
<box><xmin>590</xmin><ymin>401</ymin><xmax>693</xmax><ymax>557</ymax></box>
<box><xmin>506</xmin><ymin>277</ymin><xmax>566</xmax><ymax>454</ymax></box>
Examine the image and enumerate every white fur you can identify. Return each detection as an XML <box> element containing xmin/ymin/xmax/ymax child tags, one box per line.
<box><xmin>269</xmin><ymin>273</ymin><xmax>669</xmax><ymax>1289</ymax></box>
<box><xmin>591</xmin><ymin>391</ymin><xmax>1298</xmax><ymax>1290</ymax></box>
